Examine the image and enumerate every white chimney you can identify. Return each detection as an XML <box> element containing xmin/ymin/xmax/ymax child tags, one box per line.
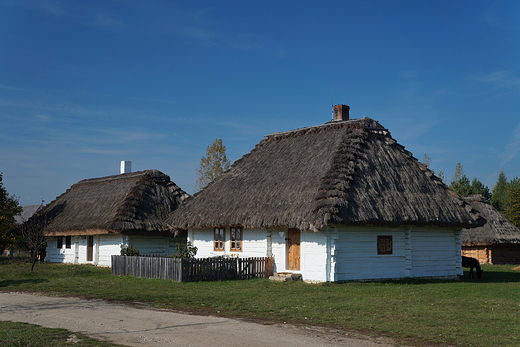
<box><xmin>120</xmin><ymin>161</ymin><xmax>131</xmax><ymax>174</ymax></box>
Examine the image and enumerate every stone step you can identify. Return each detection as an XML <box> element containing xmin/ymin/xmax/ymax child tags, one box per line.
<box><xmin>269</xmin><ymin>272</ymin><xmax>302</xmax><ymax>282</ymax></box>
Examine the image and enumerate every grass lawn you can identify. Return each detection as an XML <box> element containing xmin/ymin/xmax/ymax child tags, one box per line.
<box><xmin>1</xmin><ymin>257</ymin><xmax>519</xmax><ymax>347</ymax></box>
<box><xmin>0</xmin><ymin>321</ymin><xmax>125</xmax><ymax>347</ymax></box>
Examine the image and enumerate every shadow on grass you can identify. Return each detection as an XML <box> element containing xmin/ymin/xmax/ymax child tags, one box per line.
<box><xmin>460</xmin><ymin>270</ymin><xmax>520</xmax><ymax>283</ymax></box>
<box><xmin>0</xmin><ymin>279</ymin><xmax>48</xmax><ymax>288</ymax></box>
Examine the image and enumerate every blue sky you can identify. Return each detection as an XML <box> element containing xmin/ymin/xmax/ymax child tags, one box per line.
<box><xmin>1</xmin><ymin>1</ymin><xmax>520</xmax><ymax>205</ymax></box>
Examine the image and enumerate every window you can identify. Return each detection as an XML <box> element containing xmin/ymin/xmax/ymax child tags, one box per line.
<box><xmin>377</xmin><ymin>235</ymin><xmax>392</xmax><ymax>255</ymax></box>
<box><xmin>65</xmin><ymin>236</ymin><xmax>72</xmax><ymax>249</ymax></box>
<box><xmin>57</xmin><ymin>236</ymin><xmax>63</xmax><ymax>249</ymax></box>
<box><xmin>214</xmin><ymin>227</ymin><xmax>225</xmax><ymax>251</ymax></box>
<box><xmin>230</xmin><ymin>226</ymin><xmax>242</xmax><ymax>251</ymax></box>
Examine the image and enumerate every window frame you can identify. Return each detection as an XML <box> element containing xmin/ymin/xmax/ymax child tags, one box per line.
<box><xmin>65</xmin><ymin>235</ymin><xmax>72</xmax><ymax>249</ymax></box>
<box><xmin>377</xmin><ymin>235</ymin><xmax>393</xmax><ymax>255</ymax></box>
<box><xmin>230</xmin><ymin>226</ymin><xmax>243</xmax><ymax>252</ymax></box>
<box><xmin>214</xmin><ymin>227</ymin><xmax>225</xmax><ymax>251</ymax></box>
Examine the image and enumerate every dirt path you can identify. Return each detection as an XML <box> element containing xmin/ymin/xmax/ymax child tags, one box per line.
<box><xmin>0</xmin><ymin>292</ymin><xmax>406</xmax><ymax>347</ymax></box>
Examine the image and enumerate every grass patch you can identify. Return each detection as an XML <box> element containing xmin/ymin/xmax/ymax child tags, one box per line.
<box><xmin>1</xmin><ymin>259</ymin><xmax>520</xmax><ymax>347</ymax></box>
<box><xmin>0</xmin><ymin>321</ymin><xmax>124</xmax><ymax>346</ymax></box>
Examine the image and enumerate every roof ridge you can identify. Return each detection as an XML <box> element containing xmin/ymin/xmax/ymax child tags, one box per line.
<box><xmin>261</xmin><ymin>117</ymin><xmax>385</xmax><ymax>143</ymax></box>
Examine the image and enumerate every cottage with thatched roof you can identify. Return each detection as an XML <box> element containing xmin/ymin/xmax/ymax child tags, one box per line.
<box><xmin>34</xmin><ymin>170</ymin><xmax>189</xmax><ymax>266</ymax></box>
<box><xmin>461</xmin><ymin>194</ymin><xmax>520</xmax><ymax>264</ymax></box>
<box><xmin>168</xmin><ymin>105</ymin><xmax>484</xmax><ymax>282</ymax></box>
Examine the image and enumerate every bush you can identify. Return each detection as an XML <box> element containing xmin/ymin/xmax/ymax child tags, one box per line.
<box><xmin>120</xmin><ymin>245</ymin><xmax>140</xmax><ymax>256</ymax></box>
<box><xmin>174</xmin><ymin>242</ymin><xmax>197</xmax><ymax>259</ymax></box>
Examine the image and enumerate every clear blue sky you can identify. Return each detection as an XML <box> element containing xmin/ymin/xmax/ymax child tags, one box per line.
<box><xmin>1</xmin><ymin>1</ymin><xmax>519</xmax><ymax>205</ymax></box>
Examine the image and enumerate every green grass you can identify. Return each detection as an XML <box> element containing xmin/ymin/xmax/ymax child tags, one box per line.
<box><xmin>1</xmin><ymin>257</ymin><xmax>520</xmax><ymax>347</ymax></box>
<box><xmin>0</xmin><ymin>321</ymin><xmax>124</xmax><ymax>347</ymax></box>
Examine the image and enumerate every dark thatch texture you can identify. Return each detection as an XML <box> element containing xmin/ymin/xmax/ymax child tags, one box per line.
<box><xmin>169</xmin><ymin>117</ymin><xmax>484</xmax><ymax>231</ymax></box>
<box><xmin>31</xmin><ymin>170</ymin><xmax>189</xmax><ymax>236</ymax></box>
<box><xmin>461</xmin><ymin>195</ymin><xmax>520</xmax><ymax>245</ymax></box>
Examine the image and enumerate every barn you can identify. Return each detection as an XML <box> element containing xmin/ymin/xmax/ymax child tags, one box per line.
<box><xmin>34</xmin><ymin>170</ymin><xmax>189</xmax><ymax>266</ymax></box>
<box><xmin>168</xmin><ymin>105</ymin><xmax>484</xmax><ymax>282</ymax></box>
<box><xmin>461</xmin><ymin>194</ymin><xmax>520</xmax><ymax>264</ymax></box>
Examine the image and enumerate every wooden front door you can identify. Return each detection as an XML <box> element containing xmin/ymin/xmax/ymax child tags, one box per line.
<box><xmin>287</xmin><ymin>228</ymin><xmax>300</xmax><ymax>270</ymax></box>
<box><xmin>87</xmin><ymin>236</ymin><xmax>94</xmax><ymax>262</ymax></box>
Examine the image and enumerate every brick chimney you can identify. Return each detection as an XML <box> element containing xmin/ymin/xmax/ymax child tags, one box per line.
<box><xmin>333</xmin><ymin>104</ymin><xmax>350</xmax><ymax>121</ymax></box>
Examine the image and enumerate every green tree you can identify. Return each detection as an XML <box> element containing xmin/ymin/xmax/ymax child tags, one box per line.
<box><xmin>448</xmin><ymin>163</ymin><xmax>490</xmax><ymax>198</ymax></box>
<box><xmin>449</xmin><ymin>174</ymin><xmax>471</xmax><ymax>195</ymax></box>
<box><xmin>195</xmin><ymin>138</ymin><xmax>231</xmax><ymax>191</ymax></box>
<box><xmin>470</xmin><ymin>177</ymin><xmax>491</xmax><ymax>200</ymax></box>
<box><xmin>490</xmin><ymin>170</ymin><xmax>508</xmax><ymax>212</ymax></box>
<box><xmin>0</xmin><ymin>173</ymin><xmax>22</xmax><ymax>253</ymax></box>
<box><xmin>503</xmin><ymin>177</ymin><xmax>520</xmax><ymax>228</ymax></box>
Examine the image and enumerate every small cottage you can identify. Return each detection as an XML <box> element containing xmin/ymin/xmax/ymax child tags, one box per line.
<box><xmin>461</xmin><ymin>194</ymin><xmax>520</xmax><ymax>264</ymax></box>
<box><xmin>34</xmin><ymin>170</ymin><xmax>189</xmax><ymax>266</ymax></box>
<box><xmin>168</xmin><ymin>105</ymin><xmax>484</xmax><ymax>282</ymax></box>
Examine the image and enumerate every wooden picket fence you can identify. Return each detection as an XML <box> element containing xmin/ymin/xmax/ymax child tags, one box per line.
<box><xmin>111</xmin><ymin>255</ymin><xmax>274</xmax><ymax>282</ymax></box>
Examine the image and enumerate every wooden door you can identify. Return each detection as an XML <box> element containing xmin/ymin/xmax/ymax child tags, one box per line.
<box><xmin>287</xmin><ymin>228</ymin><xmax>300</xmax><ymax>270</ymax></box>
<box><xmin>87</xmin><ymin>236</ymin><xmax>94</xmax><ymax>262</ymax></box>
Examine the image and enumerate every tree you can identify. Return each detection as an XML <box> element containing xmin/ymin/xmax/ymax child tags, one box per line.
<box><xmin>470</xmin><ymin>177</ymin><xmax>491</xmax><ymax>200</ymax></box>
<box><xmin>490</xmin><ymin>170</ymin><xmax>508</xmax><ymax>212</ymax></box>
<box><xmin>195</xmin><ymin>138</ymin><xmax>231</xmax><ymax>191</ymax></box>
<box><xmin>19</xmin><ymin>213</ymin><xmax>48</xmax><ymax>271</ymax></box>
<box><xmin>449</xmin><ymin>174</ymin><xmax>471</xmax><ymax>195</ymax></box>
<box><xmin>503</xmin><ymin>177</ymin><xmax>520</xmax><ymax>228</ymax></box>
<box><xmin>448</xmin><ymin>163</ymin><xmax>490</xmax><ymax>199</ymax></box>
<box><xmin>422</xmin><ymin>154</ymin><xmax>431</xmax><ymax>169</ymax></box>
<box><xmin>0</xmin><ymin>173</ymin><xmax>22</xmax><ymax>253</ymax></box>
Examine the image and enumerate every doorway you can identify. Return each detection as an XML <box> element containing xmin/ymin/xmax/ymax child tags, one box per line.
<box><xmin>287</xmin><ymin>228</ymin><xmax>300</xmax><ymax>270</ymax></box>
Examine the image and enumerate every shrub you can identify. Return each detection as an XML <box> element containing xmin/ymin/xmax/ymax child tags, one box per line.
<box><xmin>120</xmin><ymin>245</ymin><xmax>140</xmax><ymax>256</ymax></box>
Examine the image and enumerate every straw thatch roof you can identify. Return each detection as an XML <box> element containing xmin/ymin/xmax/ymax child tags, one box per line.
<box><xmin>32</xmin><ymin>170</ymin><xmax>189</xmax><ymax>236</ymax></box>
<box><xmin>461</xmin><ymin>195</ymin><xmax>520</xmax><ymax>245</ymax></box>
<box><xmin>15</xmin><ymin>204</ymin><xmax>43</xmax><ymax>224</ymax></box>
<box><xmin>168</xmin><ymin>117</ymin><xmax>484</xmax><ymax>231</ymax></box>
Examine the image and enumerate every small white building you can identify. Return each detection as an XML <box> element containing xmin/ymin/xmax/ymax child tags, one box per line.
<box><xmin>169</xmin><ymin>105</ymin><xmax>484</xmax><ymax>282</ymax></box>
<box><xmin>33</xmin><ymin>170</ymin><xmax>189</xmax><ymax>266</ymax></box>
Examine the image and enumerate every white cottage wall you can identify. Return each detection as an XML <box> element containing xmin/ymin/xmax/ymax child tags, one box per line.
<box><xmin>96</xmin><ymin>234</ymin><xmax>124</xmax><ymax>266</ymax></box>
<box><xmin>45</xmin><ymin>236</ymin><xmax>75</xmax><ymax>263</ymax></box>
<box><xmin>128</xmin><ymin>235</ymin><xmax>185</xmax><ymax>255</ymax></box>
<box><xmin>188</xmin><ymin>227</ymin><xmax>287</xmax><ymax>273</ymax></box>
<box><xmin>410</xmin><ymin>229</ymin><xmax>460</xmax><ymax>278</ymax></box>
<box><xmin>333</xmin><ymin>227</ymin><xmax>407</xmax><ymax>281</ymax></box>
<box><xmin>299</xmin><ymin>231</ymin><xmax>329</xmax><ymax>282</ymax></box>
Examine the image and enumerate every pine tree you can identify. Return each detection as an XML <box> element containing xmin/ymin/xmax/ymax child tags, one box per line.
<box><xmin>195</xmin><ymin>138</ymin><xmax>231</xmax><ymax>192</ymax></box>
<box><xmin>490</xmin><ymin>170</ymin><xmax>508</xmax><ymax>212</ymax></box>
<box><xmin>504</xmin><ymin>177</ymin><xmax>520</xmax><ymax>228</ymax></box>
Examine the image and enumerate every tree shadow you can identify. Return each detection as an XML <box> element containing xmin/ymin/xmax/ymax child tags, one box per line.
<box><xmin>460</xmin><ymin>269</ymin><xmax>520</xmax><ymax>283</ymax></box>
<box><xmin>0</xmin><ymin>279</ymin><xmax>48</xmax><ymax>287</ymax></box>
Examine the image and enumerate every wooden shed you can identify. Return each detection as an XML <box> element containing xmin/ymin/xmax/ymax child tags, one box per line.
<box><xmin>168</xmin><ymin>106</ymin><xmax>484</xmax><ymax>282</ymax></box>
<box><xmin>461</xmin><ymin>194</ymin><xmax>520</xmax><ymax>264</ymax></box>
<box><xmin>30</xmin><ymin>170</ymin><xmax>189</xmax><ymax>266</ymax></box>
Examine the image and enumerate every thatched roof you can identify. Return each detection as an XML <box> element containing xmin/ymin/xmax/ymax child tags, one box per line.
<box><xmin>168</xmin><ymin>117</ymin><xmax>484</xmax><ymax>231</ymax></box>
<box><xmin>461</xmin><ymin>195</ymin><xmax>520</xmax><ymax>245</ymax></box>
<box><xmin>15</xmin><ymin>204</ymin><xmax>43</xmax><ymax>224</ymax></box>
<box><xmin>31</xmin><ymin>170</ymin><xmax>189</xmax><ymax>236</ymax></box>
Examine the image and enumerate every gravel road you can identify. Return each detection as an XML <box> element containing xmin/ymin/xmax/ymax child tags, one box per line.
<box><xmin>0</xmin><ymin>292</ymin><xmax>406</xmax><ymax>347</ymax></box>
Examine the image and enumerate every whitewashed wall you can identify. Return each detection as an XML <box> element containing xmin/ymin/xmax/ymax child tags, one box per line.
<box><xmin>300</xmin><ymin>230</ymin><xmax>328</xmax><ymax>282</ymax></box>
<box><xmin>332</xmin><ymin>226</ymin><xmax>461</xmax><ymax>281</ymax></box>
<box><xmin>333</xmin><ymin>227</ymin><xmax>407</xmax><ymax>281</ymax></box>
<box><xmin>189</xmin><ymin>227</ymin><xmax>288</xmax><ymax>272</ymax></box>
<box><xmin>410</xmin><ymin>229</ymin><xmax>461</xmax><ymax>278</ymax></box>
<box><xmin>46</xmin><ymin>234</ymin><xmax>182</xmax><ymax>267</ymax></box>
